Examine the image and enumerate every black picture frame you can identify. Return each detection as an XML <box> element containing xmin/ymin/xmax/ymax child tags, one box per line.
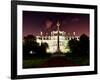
<box><xmin>11</xmin><ymin>0</ymin><xmax>97</xmax><ymax>79</ymax></box>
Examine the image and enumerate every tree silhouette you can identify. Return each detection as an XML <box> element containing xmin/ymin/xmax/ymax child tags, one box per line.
<box><xmin>23</xmin><ymin>34</ymin><xmax>50</xmax><ymax>58</ymax></box>
<box><xmin>68</xmin><ymin>38</ymin><xmax>79</xmax><ymax>56</ymax></box>
<box><xmin>39</xmin><ymin>42</ymin><xmax>49</xmax><ymax>56</ymax></box>
<box><xmin>68</xmin><ymin>34</ymin><xmax>89</xmax><ymax>57</ymax></box>
<box><xmin>79</xmin><ymin>34</ymin><xmax>89</xmax><ymax>57</ymax></box>
<box><xmin>23</xmin><ymin>35</ymin><xmax>39</xmax><ymax>57</ymax></box>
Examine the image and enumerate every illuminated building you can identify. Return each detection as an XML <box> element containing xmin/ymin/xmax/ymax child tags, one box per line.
<box><xmin>36</xmin><ymin>21</ymin><xmax>79</xmax><ymax>53</ymax></box>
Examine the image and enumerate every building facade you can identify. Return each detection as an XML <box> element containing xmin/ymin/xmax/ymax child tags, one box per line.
<box><xmin>36</xmin><ymin>31</ymin><xmax>79</xmax><ymax>53</ymax></box>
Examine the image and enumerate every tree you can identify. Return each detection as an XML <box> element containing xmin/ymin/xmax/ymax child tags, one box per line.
<box><xmin>23</xmin><ymin>35</ymin><xmax>39</xmax><ymax>57</ymax></box>
<box><xmin>39</xmin><ymin>42</ymin><xmax>49</xmax><ymax>56</ymax></box>
<box><xmin>23</xmin><ymin>34</ymin><xmax>50</xmax><ymax>57</ymax></box>
<box><xmin>79</xmin><ymin>34</ymin><xmax>89</xmax><ymax>57</ymax></box>
<box><xmin>68</xmin><ymin>34</ymin><xmax>89</xmax><ymax>57</ymax></box>
<box><xmin>68</xmin><ymin>39</ymin><xmax>79</xmax><ymax>56</ymax></box>
<box><xmin>24</xmin><ymin>35</ymin><xmax>36</xmax><ymax>42</ymax></box>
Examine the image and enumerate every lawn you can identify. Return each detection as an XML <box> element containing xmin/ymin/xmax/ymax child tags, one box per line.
<box><xmin>23</xmin><ymin>53</ymin><xmax>89</xmax><ymax>68</ymax></box>
<box><xmin>23</xmin><ymin>57</ymin><xmax>49</xmax><ymax>68</ymax></box>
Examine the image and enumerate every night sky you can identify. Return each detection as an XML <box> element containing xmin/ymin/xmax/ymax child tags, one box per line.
<box><xmin>23</xmin><ymin>11</ymin><xmax>89</xmax><ymax>37</ymax></box>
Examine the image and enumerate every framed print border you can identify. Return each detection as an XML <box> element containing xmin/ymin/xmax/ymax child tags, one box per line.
<box><xmin>11</xmin><ymin>0</ymin><xmax>97</xmax><ymax>79</ymax></box>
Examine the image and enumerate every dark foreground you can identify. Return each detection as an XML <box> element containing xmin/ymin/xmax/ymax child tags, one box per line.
<box><xmin>40</xmin><ymin>56</ymin><xmax>78</xmax><ymax>67</ymax></box>
<box><xmin>23</xmin><ymin>54</ymin><xmax>89</xmax><ymax>68</ymax></box>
